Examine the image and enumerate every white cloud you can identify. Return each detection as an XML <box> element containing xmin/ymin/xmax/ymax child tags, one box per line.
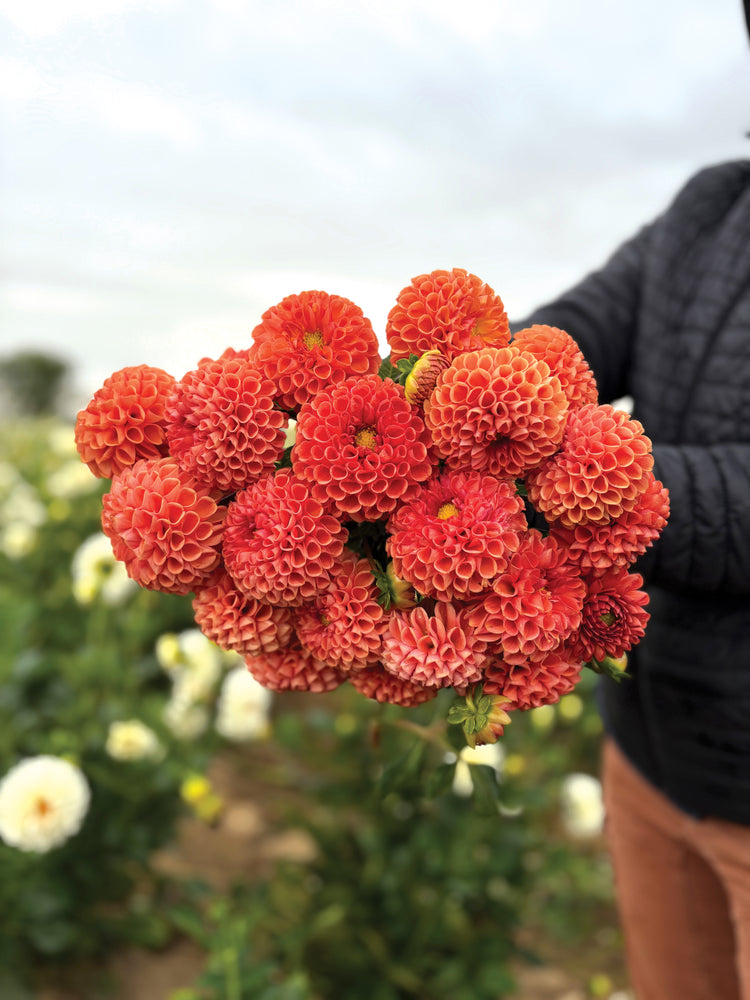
<box><xmin>0</xmin><ymin>0</ymin><xmax>177</xmax><ymax>38</ymax></box>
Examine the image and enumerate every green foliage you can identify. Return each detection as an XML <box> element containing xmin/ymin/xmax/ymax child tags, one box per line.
<box><xmin>0</xmin><ymin>352</ymin><xmax>69</xmax><ymax>416</ymax></box>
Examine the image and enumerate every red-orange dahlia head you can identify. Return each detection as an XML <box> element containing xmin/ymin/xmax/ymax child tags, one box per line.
<box><xmin>550</xmin><ymin>473</ymin><xmax>670</xmax><ymax>576</ymax></box>
<box><xmin>192</xmin><ymin>568</ymin><xmax>294</xmax><ymax>656</ymax></box>
<box><xmin>386</xmin><ymin>268</ymin><xmax>509</xmax><ymax>363</ymax></box>
<box><xmin>348</xmin><ymin>663</ymin><xmax>437</xmax><ymax>707</ymax></box>
<box><xmin>526</xmin><ymin>403</ymin><xmax>654</xmax><ymax>527</ymax></box>
<box><xmin>75</xmin><ymin>365</ymin><xmax>176</xmax><ymax>479</ymax></box>
<box><xmin>424</xmin><ymin>346</ymin><xmax>569</xmax><ymax>478</ymax></box>
<box><xmin>512</xmin><ymin>325</ymin><xmax>598</xmax><ymax>410</ymax></box>
<box><xmin>166</xmin><ymin>358</ymin><xmax>287</xmax><ymax>494</ymax></box>
<box><xmin>386</xmin><ymin>469</ymin><xmax>526</xmax><ymax>600</ymax></box>
<box><xmin>466</xmin><ymin>530</ymin><xmax>586</xmax><ymax>665</ymax></box>
<box><xmin>222</xmin><ymin>469</ymin><xmax>347</xmax><ymax>607</ymax></box>
<box><xmin>197</xmin><ymin>346</ymin><xmax>252</xmax><ymax>367</ymax></box>
<box><xmin>562</xmin><ymin>568</ymin><xmax>650</xmax><ymax>663</ymax></box>
<box><xmin>482</xmin><ymin>650</ymin><xmax>583</xmax><ymax>711</ymax></box>
<box><xmin>293</xmin><ymin>551</ymin><xmax>389</xmax><ymax>670</ymax></box>
<box><xmin>292</xmin><ymin>374</ymin><xmax>434</xmax><ymax>522</ymax></box>
<box><xmin>249</xmin><ymin>290</ymin><xmax>380</xmax><ymax>412</ymax></box>
<box><xmin>382</xmin><ymin>601</ymin><xmax>488</xmax><ymax>689</ymax></box>
<box><xmin>101</xmin><ymin>457</ymin><xmax>225</xmax><ymax>594</ymax></box>
<box><xmin>245</xmin><ymin>643</ymin><xmax>345</xmax><ymax>693</ymax></box>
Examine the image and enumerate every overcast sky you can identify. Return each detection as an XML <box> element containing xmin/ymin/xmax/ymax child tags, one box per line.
<box><xmin>1</xmin><ymin>0</ymin><xmax>749</xmax><ymax>409</ymax></box>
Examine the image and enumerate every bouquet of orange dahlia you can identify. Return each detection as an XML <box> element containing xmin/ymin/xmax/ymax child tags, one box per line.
<box><xmin>74</xmin><ymin>268</ymin><xmax>669</xmax><ymax>747</ymax></box>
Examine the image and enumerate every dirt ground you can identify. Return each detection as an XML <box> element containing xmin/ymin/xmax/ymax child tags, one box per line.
<box><xmin>34</xmin><ymin>751</ymin><xmax>631</xmax><ymax>1000</ymax></box>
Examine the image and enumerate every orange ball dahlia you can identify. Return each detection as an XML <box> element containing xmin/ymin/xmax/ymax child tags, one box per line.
<box><xmin>292</xmin><ymin>374</ymin><xmax>433</xmax><ymax>522</ymax></box>
<box><xmin>550</xmin><ymin>473</ymin><xmax>670</xmax><ymax>576</ymax></box>
<box><xmin>386</xmin><ymin>470</ymin><xmax>527</xmax><ymax>600</ymax></box>
<box><xmin>166</xmin><ymin>358</ymin><xmax>287</xmax><ymax>494</ymax></box>
<box><xmin>424</xmin><ymin>346</ymin><xmax>569</xmax><ymax>478</ymax></box>
<box><xmin>348</xmin><ymin>663</ymin><xmax>437</xmax><ymax>707</ymax></box>
<box><xmin>293</xmin><ymin>551</ymin><xmax>389</xmax><ymax>670</ymax></box>
<box><xmin>526</xmin><ymin>404</ymin><xmax>654</xmax><ymax>527</ymax></box>
<box><xmin>466</xmin><ymin>531</ymin><xmax>586</xmax><ymax>665</ymax></box>
<box><xmin>192</xmin><ymin>568</ymin><xmax>294</xmax><ymax>656</ymax></box>
<box><xmin>563</xmin><ymin>568</ymin><xmax>650</xmax><ymax>663</ymax></box>
<box><xmin>75</xmin><ymin>365</ymin><xmax>176</xmax><ymax>479</ymax></box>
<box><xmin>249</xmin><ymin>290</ymin><xmax>380</xmax><ymax>412</ymax></box>
<box><xmin>386</xmin><ymin>268</ymin><xmax>509</xmax><ymax>363</ymax></box>
<box><xmin>511</xmin><ymin>325</ymin><xmax>598</xmax><ymax>410</ymax></box>
<box><xmin>382</xmin><ymin>601</ymin><xmax>488</xmax><ymax>689</ymax></box>
<box><xmin>245</xmin><ymin>644</ymin><xmax>345</xmax><ymax>693</ymax></box>
<box><xmin>101</xmin><ymin>457</ymin><xmax>225</xmax><ymax>594</ymax></box>
<box><xmin>222</xmin><ymin>469</ymin><xmax>347</xmax><ymax>607</ymax></box>
<box><xmin>482</xmin><ymin>650</ymin><xmax>583</xmax><ymax>710</ymax></box>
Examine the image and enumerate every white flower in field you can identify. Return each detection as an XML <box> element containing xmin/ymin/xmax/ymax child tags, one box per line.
<box><xmin>1</xmin><ymin>479</ymin><xmax>47</xmax><ymax>529</ymax></box>
<box><xmin>215</xmin><ymin>666</ymin><xmax>272</xmax><ymax>742</ymax></box>
<box><xmin>0</xmin><ymin>755</ymin><xmax>90</xmax><ymax>853</ymax></box>
<box><xmin>451</xmin><ymin>741</ymin><xmax>506</xmax><ymax>798</ymax></box>
<box><xmin>105</xmin><ymin>720</ymin><xmax>164</xmax><ymax>761</ymax></box>
<box><xmin>163</xmin><ymin>691</ymin><xmax>210</xmax><ymax>740</ymax></box>
<box><xmin>71</xmin><ymin>532</ymin><xmax>138</xmax><ymax>605</ymax></box>
<box><xmin>156</xmin><ymin>629</ymin><xmax>222</xmax><ymax>697</ymax></box>
<box><xmin>560</xmin><ymin>772</ymin><xmax>605</xmax><ymax>839</ymax></box>
<box><xmin>0</xmin><ymin>521</ymin><xmax>38</xmax><ymax>559</ymax></box>
<box><xmin>46</xmin><ymin>423</ymin><xmax>78</xmax><ymax>457</ymax></box>
<box><xmin>46</xmin><ymin>459</ymin><xmax>99</xmax><ymax>499</ymax></box>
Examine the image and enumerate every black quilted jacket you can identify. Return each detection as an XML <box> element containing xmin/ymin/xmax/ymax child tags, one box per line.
<box><xmin>518</xmin><ymin>160</ymin><xmax>750</xmax><ymax>823</ymax></box>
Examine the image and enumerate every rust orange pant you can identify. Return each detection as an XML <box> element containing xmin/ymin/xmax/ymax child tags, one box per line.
<box><xmin>602</xmin><ymin>738</ymin><xmax>750</xmax><ymax>1000</ymax></box>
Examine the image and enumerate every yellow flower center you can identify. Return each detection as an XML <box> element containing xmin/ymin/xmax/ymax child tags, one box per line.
<box><xmin>303</xmin><ymin>329</ymin><xmax>324</xmax><ymax>349</ymax></box>
<box><xmin>437</xmin><ymin>501</ymin><xmax>459</xmax><ymax>520</ymax></box>
<box><xmin>34</xmin><ymin>796</ymin><xmax>52</xmax><ymax>818</ymax></box>
<box><xmin>355</xmin><ymin>426</ymin><xmax>378</xmax><ymax>450</ymax></box>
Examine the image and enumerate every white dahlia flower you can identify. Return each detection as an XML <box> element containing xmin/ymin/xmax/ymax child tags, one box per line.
<box><xmin>0</xmin><ymin>755</ymin><xmax>90</xmax><ymax>853</ymax></box>
<box><xmin>105</xmin><ymin>720</ymin><xmax>164</xmax><ymax>762</ymax></box>
<box><xmin>215</xmin><ymin>666</ymin><xmax>272</xmax><ymax>742</ymax></box>
<box><xmin>560</xmin><ymin>772</ymin><xmax>605</xmax><ymax>838</ymax></box>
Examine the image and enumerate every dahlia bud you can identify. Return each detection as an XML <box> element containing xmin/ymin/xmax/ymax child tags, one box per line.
<box><xmin>385</xmin><ymin>561</ymin><xmax>417</xmax><ymax>609</ymax></box>
<box><xmin>448</xmin><ymin>685</ymin><xmax>512</xmax><ymax>748</ymax></box>
<box><xmin>404</xmin><ymin>349</ymin><xmax>450</xmax><ymax>406</ymax></box>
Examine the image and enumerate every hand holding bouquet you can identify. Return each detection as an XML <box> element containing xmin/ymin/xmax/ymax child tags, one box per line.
<box><xmin>74</xmin><ymin>268</ymin><xmax>669</xmax><ymax>746</ymax></box>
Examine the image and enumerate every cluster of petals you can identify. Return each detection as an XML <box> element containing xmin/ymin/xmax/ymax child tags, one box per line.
<box><xmin>512</xmin><ymin>325</ymin><xmax>598</xmax><ymax>410</ymax></box>
<box><xmin>348</xmin><ymin>663</ymin><xmax>437</xmax><ymax>707</ymax></box>
<box><xmin>249</xmin><ymin>290</ymin><xmax>380</xmax><ymax>411</ymax></box>
<box><xmin>466</xmin><ymin>531</ymin><xmax>586</xmax><ymax>665</ymax></box>
<box><xmin>101</xmin><ymin>457</ymin><xmax>225</xmax><ymax>594</ymax></box>
<box><xmin>425</xmin><ymin>346</ymin><xmax>568</xmax><ymax>478</ymax></box>
<box><xmin>526</xmin><ymin>404</ymin><xmax>654</xmax><ymax>527</ymax></box>
<box><xmin>386</xmin><ymin>268</ymin><xmax>509</xmax><ymax>363</ymax></box>
<box><xmin>293</xmin><ymin>551</ymin><xmax>389</xmax><ymax>670</ymax></box>
<box><xmin>563</xmin><ymin>568</ymin><xmax>650</xmax><ymax>663</ymax></box>
<box><xmin>482</xmin><ymin>651</ymin><xmax>583</xmax><ymax>711</ymax></box>
<box><xmin>222</xmin><ymin>470</ymin><xmax>347</xmax><ymax>606</ymax></box>
<box><xmin>245</xmin><ymin>644</ymin><xmax>345</xmax><ymax>693</ymax></box>
<box><xmin>292</xmin><ymin>374</ymin><xmax>433</xmax><ymax>522</ymax></box>
<box><xmin>197</xmin><ymin>346</ymin><xmax>252</xmax><ymax>367</ymax></box>
<box><xmin>550</xmin><ymin>474</ymin><xmax>670</xmax><ymax>576</ymax></box>
<box><xmin>192</xmin><ymin>568</ymin><xmax>293</xmax><ymax>656</ymax></box>
<box><xmin>386</xmin><ymin>470</ymin><xmax>527</xmax><ymax>600</ymax></box>
<box><xmin>75</xmin><ymin>365</ymin><xmax>176</xmax><ymax>479</ymax></box>
<box><xmin>166</xmin><ymin>358</ymin><xmax>287</xmax><ymax>494</ymax></box>
<box><xmin>382</xmin><ymin>601</ymin><xmax>488</xmax><ymax>689</ymax></box>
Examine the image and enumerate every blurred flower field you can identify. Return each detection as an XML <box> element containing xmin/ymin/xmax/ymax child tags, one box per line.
<box><xmin>0</xmin><ymin>415</ymin><xmax>631</xmax><ymax>999</ymax></box>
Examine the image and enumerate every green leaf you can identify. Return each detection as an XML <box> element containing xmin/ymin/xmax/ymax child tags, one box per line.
<box><xmin>424</xmin><ymin>761</ymin><xmax>457</xmax><ymax>799</ymax></box>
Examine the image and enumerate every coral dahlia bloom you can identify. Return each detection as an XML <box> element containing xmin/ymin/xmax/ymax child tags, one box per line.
<box><xmin>424</xmin><ymin>346</ymin><xmax>568</xmax><ymax>478</ymax></box>
<box><xmin>466</xmin><ymin>531</ymin><xmax>586</xmax><ymax>665</ymax></box>
<box><xmin>550</xmin><ymin>473</ymin><xmax>670</xmax><ymax>576</ymax></box>
<box><xmin>222</xmin><ymin>470</ymin><xmax>347</xmax><ymax>606</ymax></box>
<box><xmin>387</xmin><ymin>470</ymin><xmax>526</xmax><ymax>600</ymax></box>
<box><xmin>386</xmin><ymin>268</ymin><xmax>509</xmax><ymax>362</ymax></box>
<box><xmin>563</xmin><ymin>568</ymin><xmax>650</xmax><ymax>664</ymax></box>
<box><xmin>526</xmin><ymin>404</ymin><xmax>654</xmax><ymax>527</ymax></box>
<box><xmin>348</xmin><ymin>663</ymin><xmax>437</xmax><ymax>707</ymax></box>
<box><xmin>292</xmin><ymin>374</ymin><xmax>433</xmax><ymax>522</ymax></box>
<box><xmin>75</xmin><ymin>365</ymin><xmax>176</xmax><ymax>479</ymax></box>
<box><xmin>102</xmin><ymin>458</ymin><xmax>225</xmax><ymax>594</ymax></box>
<box><xmin>249</xmin><ymin>290</ymin><xmax>380</xmax><ymax>411</ymax></box>
<box><xmin>512</xmin><ymin>325</ymin><xmax>598</xmax><ymax>410</ymax></box>
<box><xmin>382</xmin><ymin>602</ymin><xmax>488</xmax><ymax>689</ymax></box>
<box><xmin>245</xmin><ymin>644</ymin><xmax>345</xmax><ymax>693</ymax></box>
<box><xmin>293</xmin><ymin>551</ymin><xmax>388</xmax><ymax>670</ymax></box>
<box><xmin>482</xmin><ymin>651</ymin><xmax>583</xmax><ymax>711</ymax></box>
<box><xmin>192</xmin><ymin>568</ymin><xmax>294</xmax><ymax>656</ymax></box>
<box><xmin>166</xmin><ymin>358</ymin><xmax>287</xmax><ymax>494</ymax></box>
